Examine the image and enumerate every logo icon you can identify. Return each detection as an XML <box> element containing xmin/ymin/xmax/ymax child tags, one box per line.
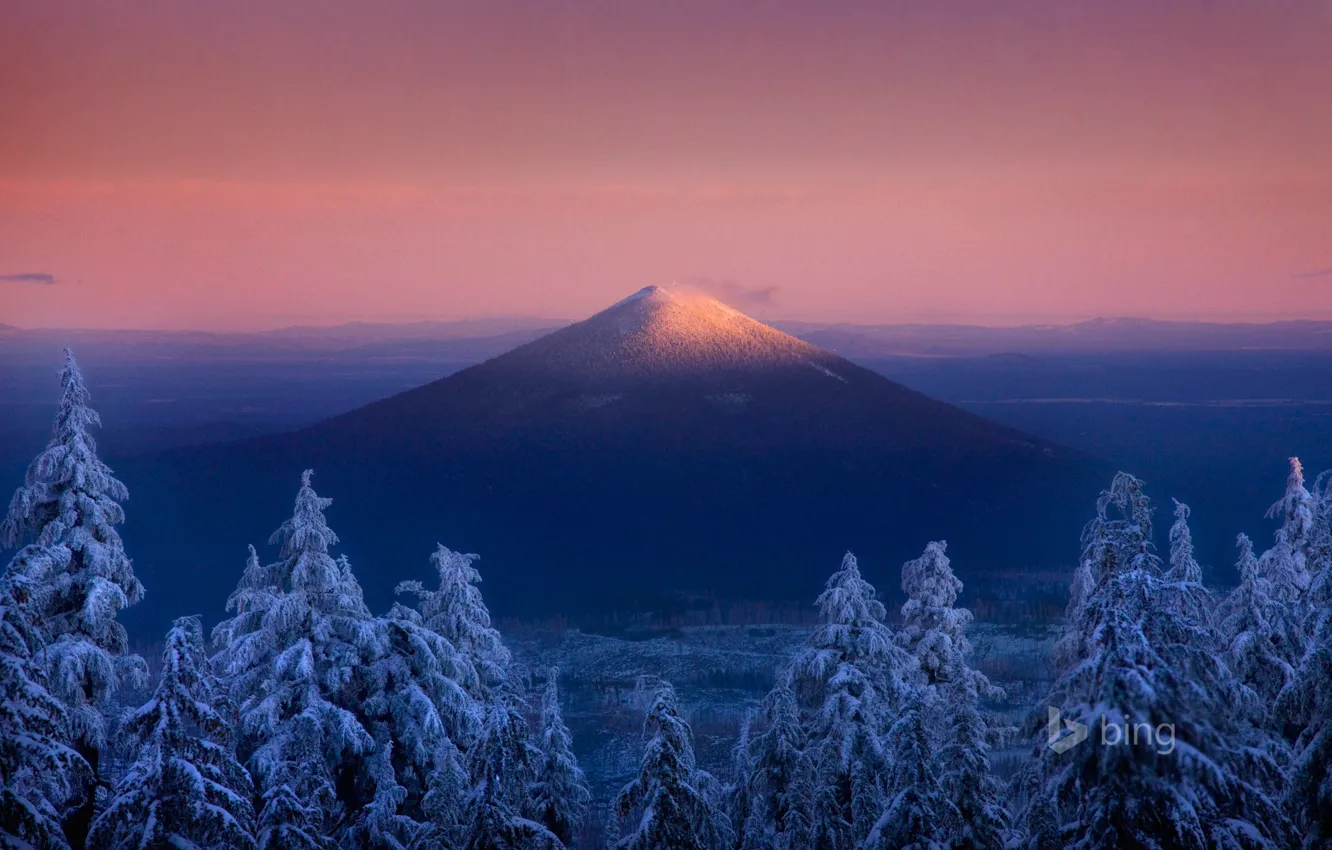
<box><xmin>1047</xmin><ymin>706</ymin><xmax>1088</xmax><ymax>754</ymax></box>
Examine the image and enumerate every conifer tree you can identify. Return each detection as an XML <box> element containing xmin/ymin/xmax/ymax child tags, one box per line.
<box><xmin>737</xmin><ymin>683</ymin><xmax>809</xmax><ymax>850</ymax></box>
<box><xmin>1166</xmin><ymin>499</ymin><xmax>1203</xmax><ymax>584</ymax></box>
<box><xmin>722</xmin><ymin>712</ymin><xmax>753</xmax><ymax>850</ymax></box>
<box><xmin>529</xmin><ymin>670</ymin><xmax>590</xmax><ymax>847</ymax></box>
<box><xmin>344</xmin><ymin>741</ymin><xmax>420</xmax><ymax>850</ymax></box>
<box><xmin>936</xmin><ymin>679</ymin><xmax>1009</xmax><ymax>850</ymax></box>
<box><xmin>254</xmin><ymin>752</ymin><xmax>332</xmax><ymax>850</ymax></box>
<box><xmin>864</xmin><ymin>705</ymin><xmax>956</xmax><ymax>850</ymax></box>
<box><xmin>899</xmin><ymin>541</ymin><xmax>974</xmax><ymax>689</ymax></box>
<box><xmin>412</xmin><ymin>743</ymin><xmax>469</xmax><ymax>850</ymax></box>
<box><xmin>88</xmin><ymin>616</ymin><xmax>256</xmax><ymax>850</ymax></box>
<box><xmin>1264</xmin><ymin>457</ymin><xmax>1316</xmax><ymax>607</ymax></box>
<box><xmin>1276</xmin><ymin>497</ymin><xmax>1332</xmax><ymax>847</ymax></box>
<box><xmin>363</xmin><ymin>597</ymin><xmax>481</xmax><ymax>820</ymax></box>
<box><xmin>212</xmin><ymin>471</ymin><xmax>379</xmax><ymax>846</ymax></box>
<box><xmin>396</xmin><ymin>545</ymin><xmax>512</xmax><ymax>700</ymax></box>
<box><xmin>1</xmin><ymin>349</ymin><xmax>147</xmax><ymax>845</ymax></box>
<box><xmin>0</xmin><ymin>571</ymin><xmax>87</xmax><ymax>850</ymax></box>
<box><xmin>613</xmin><ymin>682</ymin><xmax>727</xmax><ymax>850</ymax></box>
<box><xmin>1029</xmin><ymin>474</ymin><xmax>1293</xmax><ymax>850</ymax></box>
<box><xmin>788</xmin><ymin>552</ymin><xmax>919</xmax><ymax>849</ymax></box>
<box><xmin>1018</xmin><ymin>791</ymin><xmax>1063</xmax><ymax>850</ymax></box>
<box><xmin>895</xmin><ymin>542</ymin><xmax>1009</xmax><ymax>849</ymax></box>
<box><xmin>1216</xmin><ymin>534</ymin><xmax>1302</xmax><ymax>713</ymax></box>
<box><xmin>394</xmin><ymin>544</ymin><xmax>535</xmax><ymax>847</ymax></box>
<box><xmin>464</xmin><ymin>706</ymin><xmax>564</xmax><ymax>850</ymax></box>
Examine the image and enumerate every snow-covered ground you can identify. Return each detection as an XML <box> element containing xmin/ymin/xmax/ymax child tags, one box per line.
<box><xmin>509</xmin><ymin>620</ymin><xmax>1060</xmax><ymax>812</ymax></box>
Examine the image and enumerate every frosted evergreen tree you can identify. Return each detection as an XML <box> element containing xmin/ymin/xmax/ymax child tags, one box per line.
<box><xmin>899</xmin><ymin>541</ymin><xmax>969</xmax><ymax>687</ymax></box>
<box><xmin>473</xmin><ymin>694</ymin><xmax>543</xmax><ymax>821</ymax></box>
<box><xmin>529</xmin><ymin>670</ymin><xmax>590</xmax><ymax>847</ymax></box>
<box><xmin>254</xmin><ymin>750</ymin><xmax>333</xmax><ymax>850</ymax></box>
<box><xmin>362</xmin><ymin>596</ymin><xmax>481</xmax><ymax>822</ymax></box>
<box><xmin>1263</xmin><ymin>457</ymin><xmax>1315</xmax><ymax>608</ymax></box>
<box><xmin>1029</xmin><ymin>474</ymin><xmax>1293</xmax><ymax>850</ymax></box>
<box><xmin>936</xmin><ymin>679</ymin><xmax>1009</xmax><ymax>850</ymax></box>
<box><xmin>396</xmin><ymin>545</ymin><xmax>512</xmax><ymax>700</ymax></box>
<box><xmin>0</xmin><ymin>571</ymin><xmax>87</xmax><ymax>850</ymax></box>
<box><xmin>1049</xmin><ymin>553</ymin><xmax>1094</xmax><ymax>678</ymax></box>
<box><xmin>1166</xmin><ymin>499</ymin><xmax>1202</xmax><ymax>584</ymax></box>
<box><xmin>1154</xmin><ymin>500</ymin><xmax>1218</xmax><ymax>665</ymax></box>
<box><xmin>1275</xmin><ymin>508</ymin><xmax>1332</xmax><ymax>847</ymax></box>
<box><xmin>1309</xmin><ymin>470</ymin><xmax>1332</xmax><ymax>594</ymax></box>
<box><xmin>612</xmin><ymin>682</ymin><xmax>728</xmax><ymax>850</ymax></box>
<box><xmin>412</xmin><ymin>743</ymin><xmax>469</xmax><ymax>849</ymax></box>
<box><xmin>344</xmin><ymin>740</ymin><xmax>420</xmax><ymax>850</ymax></box>
<box><xmin>894</xmin><ymin>542</ymin><xmax>1008</xmax><ymax>848</ymax></box>
<box><xmin>722</xmin><ymin>712</ymin><xmax>753</xmax><ymax>850</ymax></box>
<box><xmin>787</xmin><ymin>552</ymin><xmax>919</xmax><ymax>849</ymax></box>
<box><xmin>1216</xmin><ymin>534</ymin><xmax>1302</xmax><ymax>714</ymax></box>
<box><xmin>737</xmin><ymin>683</ymin><xmax>810</xmax><ymax>850</ymax></box>
<box><xmin>864</xmin><ymin>705</ymin><xmax>956</xmax><ymax>850</ymax></box>
<box><xmin>463</xmin><ymin>706</ymin><xmax>564</xmax><ymax>850</ymax></box>
<box><xmin>898</xmin><ymin>540</ymin><xmax>1001</xmax><ymax>701</ymax></box>
<box><xmin>1</xmin><ymin>349</ymin><xmax>147</xmax><ymax>844</ymax></box>
<box><xmin>1018</xmin><ymin>791</ymin><xmax>1063</xmax><ymax>850</ymax></box>
<box><xmin>1051</xmin><ymin>472</ymin><xmax>1153</xmax><ymax>679</ymax></box>
<box><xmin>211</xmin><ymin>471</ymin><xmax>379</xmax><ymax>846</ymax></box>
<box><xmin>88</xmin><ymin>616</ymin><xmax>256</xmax><ymax>850</ymax></box>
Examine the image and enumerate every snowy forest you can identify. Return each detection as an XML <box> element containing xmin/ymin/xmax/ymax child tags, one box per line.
<box><xmin>4</xmin><ymin>350</ymin><xmax>1332</xmax><ymax>850</ymax></box>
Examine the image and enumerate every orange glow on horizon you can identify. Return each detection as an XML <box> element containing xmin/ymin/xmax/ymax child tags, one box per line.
<box><xmin>2</xmin><ymin>1</ymin><xmax>1330</xmax><ymax>330</ymax></box>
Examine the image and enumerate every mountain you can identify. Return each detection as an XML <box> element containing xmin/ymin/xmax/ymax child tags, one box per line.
<box><xmin>116</xmin><ymin>287</ymin><xmax>1107</xmax><ymax>630</ymax></box>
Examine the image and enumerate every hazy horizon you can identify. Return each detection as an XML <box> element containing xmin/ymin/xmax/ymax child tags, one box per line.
<box><xmin>12</xmin><ymin>307</ymin><xmax>1332</xmax><ymax>336</ymax></box>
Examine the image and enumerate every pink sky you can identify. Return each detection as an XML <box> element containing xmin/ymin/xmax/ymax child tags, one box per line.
<box><xmin>2</xmin><ymin>0</ymin><xmax>1331</xmax><ymax>330</ymax></box>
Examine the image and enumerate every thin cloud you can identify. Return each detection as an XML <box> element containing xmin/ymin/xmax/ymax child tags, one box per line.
<box><xmin>1295</xmin><ymin>268</ymin><xmax>1332</xmax><ymax>280</ymax></box>
<box><xmin>1</xmin><ymin>272</ymin><xmax>57</xmax><ymax>285</ymax></box>
<box><xmin>680</xmin><ymin>277</ymin><xmax>779</xmax><ymax>309</ymax></box>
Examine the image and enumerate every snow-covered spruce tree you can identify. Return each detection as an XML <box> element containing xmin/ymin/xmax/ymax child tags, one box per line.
<box><xmin>1216</xmin><ymin>534</ymin><xmax>1302</xmax><ymax>714</ymax></box>
<box><xmin>395</xmin><ymin>543</ymin><xmax>543</xmax><ymax>840</ymax></box>
<box><xmin>1027</xmin><ymin>474</ymin><xmax>1293</xmax><ymax>850</ymax></box>
<box><xmin>412</xmin><ymin>742</ymin><xmax>469</xmax><ymax>850</ymax></box>
<box><xmin>0</xmin><ymin>348</ymin><xmax>147</xmax><ymax>845</ymax></box>
<box><xmin>463</xmin><ymin>705</ymin><xmax>563</xmax><ymax>850</ymax></box>
<box><xmin>0</xmin><ymin>570</ymin><xmax>87</xmax><ymax>850</ymax></box>
<box><xmin>1263</xmin><ymin>457</ymin><xmax>1316</xmax><ymax>609</ymax></box>
<box><xmin>254</xmin><ymin>741</ymin><xmax>334</xmax><ymax>850</ymax></box>
<box><xmin>88</xmin><ymin>616</ymin><xmax>256</xmax><ymax>850</ymax></box>
<box><xmin>722</xmin><ymin>711</ymin><xmax>753</xmax><ymax>850</ymax></box>
<box><xmin>787</xmin><ymin>552</ymin><xmax>919</xmax><ymax>850</ymax></box>
<box><xmin>898</xmin><ymin>541</ymin><xmax>981</xmax><ymax>690</ymax></box>
<box><xmin>863</xmin><ymin>703</ymin><xmax>957</xmax><ymax>850</ymax></box>
<box><xmin>362</xmin><ymin>595</ymin><xmax>481</xmax><ymax>823</ymax></box>
<box><xmin>1018</xmin><ymin>790</ymin><xmax>1063</xmax><ymax>850</ymax></box>
<box><xmin>1275</xmin><ymin>509</ymin><xmax>1332</xmax><ymax>847</ymax></box>
<box><xmin>211</xmin><ymin>471</ymin><xmax>379</xmax><ymax>847</ymax></box>
<box><xmin>1309</xmin><ymin>469</ymin><xmax>1332</xmax><ymax>590</ymax></box>
<box><xmin>935</xmin><ymin>678</ymin><xmax>1009</xmax><ymax>850</ymax></box>
<box><xmin>737</xmin><ymin>683</ymin><xmax>810</xmax><ymax>850</ymax></box>
<box><xmin>895</xmin><ymin>541</ymin><xmax>1008</xmax><ymax>849</ymax></box>
<box><xmin>463</xmin><ymin>686</ymin><xmax>542</xmax><ymax>826</ymax></box>
<box><xmin>1166</xmin><ymin>499</ymin><xmax>1202</xmax><ymax>584</ymax></box>
<box><xmin>396</xmin><ymin>545</ymin><xmax>512</xmax><ymax>700</ymax></box>
<box><xmin>344</xmin><ymin>738</ymin><xmax>420</xmax><ymax>850</ymax></box>
<box><xmin>529</xmin><ymin>669</ymin><xmax>590</xmax><ymax>847</ymax></box>
<box><xmin>612</xmin><ymin>682</ymin><xmax>729</xmax><ymax>850</ymax></box>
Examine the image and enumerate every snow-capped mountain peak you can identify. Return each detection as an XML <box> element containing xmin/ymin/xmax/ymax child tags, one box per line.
<box><xmin>491</xmin><ymin>285</ymin><xmax>830</xmax><ymax>379</ymax></box>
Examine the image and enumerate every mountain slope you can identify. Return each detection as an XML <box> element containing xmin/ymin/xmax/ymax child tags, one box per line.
<box><xmin>118</xmin><ymin>287</ymin><xmax>1107</xmax><ymax>630</ymax></box>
